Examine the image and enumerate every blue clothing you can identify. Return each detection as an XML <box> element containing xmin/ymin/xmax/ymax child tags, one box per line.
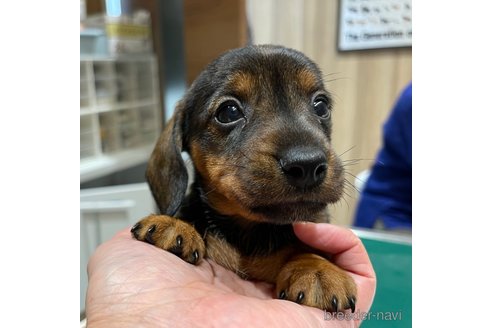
<box><xmin>354</xmin><ymin>83</ymin><xmax>412</xmax><ymax>229</ymax></box>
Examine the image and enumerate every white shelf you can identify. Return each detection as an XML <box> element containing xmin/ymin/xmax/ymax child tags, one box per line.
<box><xmin>80</xmin><ymin>55</ymin><xmax>161</xmax><ymax>183</ymax></box>
<box><xmin>80</xmin><ymin>145</ymin><xmax>154</xmax><ymax>183</ymax></box>
<box><xmin>94</xmin><ymin>98</ymin><xmax>159</xmax><ymax>114</ymax></box>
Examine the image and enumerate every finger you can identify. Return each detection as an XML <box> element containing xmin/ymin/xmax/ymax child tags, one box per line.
<box><xmin>293</xmin><ymin>222</ymin><xmax>375</xmax><ymax>278</ymax></box>
<box><xmin>293</xmin><ymin>222</ymin><xmax>358</xmax><ymax>254</ymax></box>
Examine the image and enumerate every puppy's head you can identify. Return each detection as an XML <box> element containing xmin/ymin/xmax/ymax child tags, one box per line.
<box><xmin>147</xmin><ymin>45</ymin><xmax>344</xmax><ymax>224</ymax></box>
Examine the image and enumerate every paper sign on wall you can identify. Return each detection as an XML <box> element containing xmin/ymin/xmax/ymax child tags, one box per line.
<box><xmin>338</xmin><ymin>0</ymin><xmax>412</xmax><ymax>51</ymax></box>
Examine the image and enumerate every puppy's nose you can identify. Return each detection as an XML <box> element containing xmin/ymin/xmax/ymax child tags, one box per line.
<box><xmin>280</xmin><ymin>147</ymin><xmax>328</xmax><ymax>189</ymax></box>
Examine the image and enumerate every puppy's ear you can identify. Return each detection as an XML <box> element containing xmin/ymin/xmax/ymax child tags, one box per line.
<box><xmin>146</xmin><ymin>102</ymin><xmax>188</xmax><ymax>216</ymax></box>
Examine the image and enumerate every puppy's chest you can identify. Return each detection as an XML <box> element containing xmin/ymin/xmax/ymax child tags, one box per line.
<box><xmin>179</xmin><ymin>190</ymin><xmax>298</xmax><ymax>255</ymax></box>
<box><xmin>178</xmin><ymin>192</ymin><xmax>301</xmax><ymax>282</ymax></box>
<box><xmin>204</xmin><ymin>232</ymin><xmax>296</xmax><ymax>283</ymax></box>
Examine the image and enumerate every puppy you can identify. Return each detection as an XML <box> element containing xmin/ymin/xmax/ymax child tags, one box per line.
<box><xmin>131</xmin><ymin>45</ymin><xmax>356</xmax><ymax>312</ymax></box>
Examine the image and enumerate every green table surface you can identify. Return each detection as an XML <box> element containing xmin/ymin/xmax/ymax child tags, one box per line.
<box><xmin>353</xmin><ymin>229</ymin><xmax>412</xmax><ymax>328</ymax></box>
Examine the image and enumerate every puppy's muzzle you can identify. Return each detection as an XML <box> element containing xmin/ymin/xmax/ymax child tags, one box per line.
<box><xmin>279</xmin><ymin>146</ymin><xmax>328</xmax><ymax>189</ymax></box>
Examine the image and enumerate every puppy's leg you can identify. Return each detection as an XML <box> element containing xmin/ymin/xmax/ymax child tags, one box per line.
<box><xmin>276</xmin><ymin>253</ymin><xmax>357</xmax><ymax>312</ymax></box>
<box><xmin>131</xmin><ymin>214</ymin><xmax>206</xmax><ymax>265</ymax></box>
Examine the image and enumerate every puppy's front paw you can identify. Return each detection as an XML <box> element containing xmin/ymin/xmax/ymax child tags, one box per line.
<box><xmin>276</xmin><ymin>254</ymin><xmax>357</xmax><ymax>312</ymax></box>
<box><xmin>131</xmin><ymin>215</ymin><xmax>206</xmax><ymax>264</ymax></box>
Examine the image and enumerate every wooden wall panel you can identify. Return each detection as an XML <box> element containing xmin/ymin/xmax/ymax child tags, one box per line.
<box><xmin>248</xmin><ymin>0</ymin><xmax>412</xmax><ymax>226</ymax></box>
<box><xmin>184</xmin><ymin>0</ymin><xmax>248</xmax><ymax>85</ymax></box>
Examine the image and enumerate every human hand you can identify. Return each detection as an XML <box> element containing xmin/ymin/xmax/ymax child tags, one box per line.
<box><xmin>85</xmin><ymin>222</ymin><xmax>376</xmax><ymax>327</ymax></box>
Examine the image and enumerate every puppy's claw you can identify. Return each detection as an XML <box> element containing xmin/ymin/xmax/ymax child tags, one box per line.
<box><xmin>169</xmin><ymin>235</ymin><xmax>184</xmax><ymax>256</ymax></box>
<box><xmin>132</xmin><ymin>215</ymin><xmax>206</xmax><ymax>266</ymax></box>
<box><xmin>279</xmin><ymin>290</ymin><xmax>286</xmax><ymax>299</ymax></box>
<box><xmin>349</xmin><ymin>296</ymin><xmax>356</xmax><ymax>313</ymax></box>
<box><xmin>331</xmin><ymin>296</ymin><xmax>338</xmax><ymax>312</ymax></box>
<box><xmin>145</xmin><ymin>225</ymin><xmax>156</xmax><ymax>245</ymax></box>
<box><xmin>192</xmin><ymin>250</ymin><xmax>199</xmax><ymax>264</ymax></box>
<box><xmin>130</xmin><ymin>222</ymin><xmax>141</xmax><ymax>238</ymax></box>
<box><xmin>296</xmin><ymin>292</ymin><xmax>304</xmax><ymax>304</ymax></box>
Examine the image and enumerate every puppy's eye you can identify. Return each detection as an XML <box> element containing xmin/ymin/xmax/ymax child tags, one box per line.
<box><xmin>216</xmin><ymin>101</ymin><xmax>244</xmax><ymax>124</ymax></box>
<box><xmin>313</xmin><ymin>97</ymin><xmax>331</xmax><ymax>119</ymax></box>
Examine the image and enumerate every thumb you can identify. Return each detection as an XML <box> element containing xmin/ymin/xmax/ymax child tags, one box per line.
<box><xmin>293</xmin><ymin>222</ymin><xmax>374</xmax><ymax>278</ymax></box>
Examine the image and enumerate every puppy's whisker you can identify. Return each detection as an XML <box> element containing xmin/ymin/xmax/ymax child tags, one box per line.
<box><xmin>343</xmin><ymin>178</ymin><xmax>361</xmax><ymax>194</ymax></box>
<box><xmin>341</xmin><ymin>159</ymin><xmax>360</xmax><ymax>165</ymax></box>
<box><xmin>341</xmin><ymin>158</ymin><xmax>377</xmax><ymax>169</ymax></box>
<box><xmin>195</xmin><ymin>187</ymin><xmax>219</xmax><ymax>204</ymax></box>
<box><xmin>337</xmin><ymin>193</ymin><xmax>351</xmax><ymax>209</ymax></box>
<box><xmin>342</xmin><ymin>158</ymin><xmax>376</xmax><ymax>163</ymax></box>
<box><xmin>342</xmin><ymin>177</ymin><xmax>357</xmax><ymax>189</ymax></box>
<box><xmin>202</xmin><ymin>188</ymin><xmax>217</xmax><ymax>197</ymax></box>
<box><xmin>322</xmin><ymin>72</ymin><xmax>345</xmax><ymax>81</ymax></box>
<box><xmin>345</xmin><ymin>171</ymin><xmax>365</xmax><ymax>184</ymax></box>
<box><xmin>341</xmin><ymin>162</ymin><xmax>361</xmax><ymax>168</ymax></box>
<box><xmin>341</xmin><ymin>182</ymin><xmax>355</xmax><ymax>197</ymax></box>
<box><xmin>323</xmin><ymin>72</ymin><xmax>343</xmax><ymax>77</ymax></box>
<box><xmin>323</xmin><ymin>77</ymin><xmax>349</xmax><ymax>84</ymax></box>
<box><xmin>339</xmin><ymin>145</ymin><xmax>357</xmax><ymax>158</ymax></box>
<box><xmin>322</xmin><ymin>72</ymin><xmax>348</xmax><ymax>85</ymax></box>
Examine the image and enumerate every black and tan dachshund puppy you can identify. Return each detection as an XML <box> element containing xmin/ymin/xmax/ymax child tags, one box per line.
<box><xmin>131</xmin><ymin>45</ymin><xmax>357</xmax><ymax>312</ymax></box>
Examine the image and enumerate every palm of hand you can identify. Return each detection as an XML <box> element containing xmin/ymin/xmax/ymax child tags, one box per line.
<box><xmin>87</xmin><ymin>226</ymin><xmax>374</xmax><ymax>327</ymax></box>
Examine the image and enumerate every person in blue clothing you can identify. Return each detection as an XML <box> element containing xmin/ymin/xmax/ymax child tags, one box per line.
<box><xmin>354</xmin><ymin>83</ymin><xmax>412</xmax><ymax>230</ymax></box>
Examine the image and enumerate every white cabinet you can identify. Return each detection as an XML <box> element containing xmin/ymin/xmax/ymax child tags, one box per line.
<box><xmin>80</xmin><ymin>54</ymin><xmax>161</xmax><ymax>183</ymax></box>
<box><xmin>80</xmin><ymin>54</ymin><xmax>162</xmax><ymax>314</ymax></box>
<box><xmin>80</xmin><ymin>183</ymin><xmax>157</xmax><ymax>313</ymax></box>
